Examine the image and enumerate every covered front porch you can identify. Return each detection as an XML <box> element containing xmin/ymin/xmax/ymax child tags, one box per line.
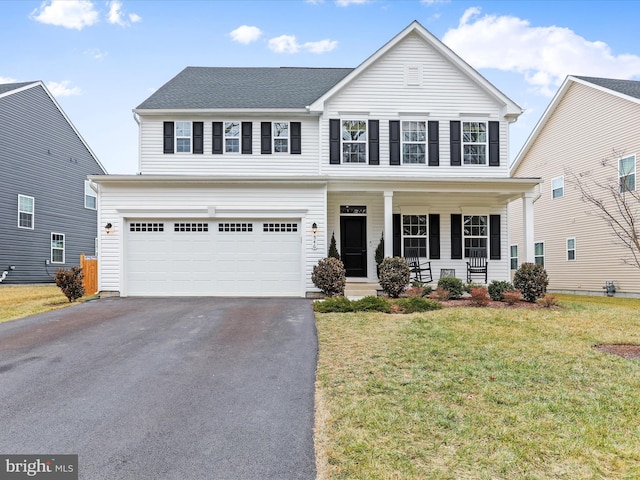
<box><xmin>325</xmin><ymin>177</ymin><xmax>540</xmax><ymax>285</ymax></box>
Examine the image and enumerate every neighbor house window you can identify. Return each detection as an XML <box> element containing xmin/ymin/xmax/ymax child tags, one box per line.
<box><xmin>51</xmin><ymin>233</ymin><xmax>65</xmax><ymax>264</ymax></box>
<box><xmin>224</xmin><ymin>121</ymin><xmax>240</xmax><ymax>153</ymax></box>
<box><xmin>402</xmin><ymin>121</ymin><xmax>426</xmax><ymax>164</ymax></box>
<box><xmin>342</xmin><ymin>120</ymin><xmax>367</xmax><ymax>163</ymax></box>
<box><xmin>175</xmin><ymin>121</ymin><xmax>191</xmax><ymax>153</ymax></box>
<box><xmin>402</xmin><ymin>214</ymin><xmax>427</xmax><ymax>257</ymax></box>
<box><xmin>84</xmin><ymin>180</ymin><xmax>97</xmax><ymax>210</ymax></box>
<box><xmin>535</xmin><ymin>242</ymin><xmax>544</xmax><ymax>266</ymax></box>
<box><xmin>462</xmin><ymin>122</ymin><xmax>487</xmax><ymax>165</ymax></box>
<box><xmin>567</xmin><ymin>238</ymin><xmax>576</xmax><ymax>261</ymax></box>
<box><xmin>619</xmin><ymin>155</ymin><xmax>636</xmax><ymax>193</ymax></box>
<box><xmin>552</xmin><ymin>176</ymin><xmax>564</xmax><ymax>199</ymax></box>
<box><xmin>463</xmin><ymin>215</ymin><xmax>488</xmax><ymax>257</ymax></box>
<box><xmin>510</xmin><ymin>245</ymin><xmax>518</xmax><ymax>270</ymax></box>
<box><xmin>18</xmin><ymin>194</ymin><xmax>34</xmax><ymax>229</ymax></box>
<box><xmin>273</xmin><ymin>122</ymin><xmax>289</xmax><ymax>153</ymax></box>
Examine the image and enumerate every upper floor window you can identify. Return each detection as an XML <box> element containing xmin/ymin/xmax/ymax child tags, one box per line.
<box><xmin>273</xmin><ymin>122</ymin><xmax>289</xmax><ymax>153</ymax></box>
<box><xmin>175</xmin><ymin>121</ymin><xmax>191</xmax><ymax>153</ymax></box>
<box><xmin>402</xmin><ymin>214</ymin><xmax>427</xmax><ymax>257</ymax></box>
<box><xmin>84</xmin><ymin>180</ymin><xmax>97</xmax><ymax>210</ymax></box>
<box><xmin>462</xmin><ymin>122</ymin><xmax>487</xmax><ymax>165</ymax></box>
<box><xmin>619</xmin><ymin>155</ymin><xmax>636</xmax><ymax>193</ymax></box>
<box><xmin>402</xmin><ymin>121</ymin><xmax>426</xmax><ymax>164</ymax></box>
<box><xmin>552</xmin><ymin>176</ymin><xmax>564</xmax><ymax>199</ymax></box>
<box><xmin>342</xmin><ymin>120</ymin><xmax>367</xmax><ymax>163</ymax></box>
<box><xmin>535</xmin><ymin>242</ymin><xmax>545</xmax><ymax>266</ymax></box>
<box><xmin>18</xmin><ymin>194</ymin><xmax>34</xmax><ymax>229</ymax></box>
<box><xmin>51</xmin><ymin>233</ymin><xmax>65</xmax><ymax>264</ymax></box>
<box><xmin>224</xmin><ymin>122</ymin><xmax>240</xmax><ymax>153</ymax></box>
<box><xmin>463</xmin><ymin>215</ymin><xmax>487</xmax><ymax>257</ymax></box>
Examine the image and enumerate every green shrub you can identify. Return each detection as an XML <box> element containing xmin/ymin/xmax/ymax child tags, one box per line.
<box><xmin>374</xmin><ymin>233</ymin><xmax>384</xmax><ymax>266</ymax></box>
<box><xmin>437</xmin><ymin>276</ymin><xmax>464</xmax><ymax>300</ymax></box>
<box><xmin>488</xmin><ymin>280</ymin><xmax>515</xmax><ymax>301</ymax></box>
<box><xmin>513</xmin><ymin>262</ymin><xmax>549</xmax><ymax>303</ymax></box>
<box><xmin>379</xmin><ymin>257</ymin><xmax>411</xmax><ymax>298</ymax></box>
<box><xmin>313</xmin><ymin>296</ymin><xmax>353</xmax><ymax>313</ymax></box>
<box><xmin>312</xmin><ymin>257</ymin><xmax>346</xmax><ymax>297</ymax></box>
<box><xmin>328</xmin><ymin>232</ymin><xmax>340</xmax><ymax>260</ymax></box>
<box><xmin>352</xmin><ymin>296</ymin><xmax>391</xmax><ymax>313</ymax></box>
<box><xmin>395</xmin><ymin>297</ymin><xmax>443</xmax><ymax>313</ymax></box>
<box><xmin>54</xmin><ymin>266</ymin><xmax>85</xmax><ymax>302</ymax></box>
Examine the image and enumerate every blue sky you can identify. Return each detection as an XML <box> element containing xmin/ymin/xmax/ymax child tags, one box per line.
<box><xmin>2</xmin><ymin>0</ymin><xmax>640</xmax><ymax>174</ymax></box>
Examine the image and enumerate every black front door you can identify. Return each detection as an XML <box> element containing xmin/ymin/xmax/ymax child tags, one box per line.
<box><xmin>340</xmin><ymin>216</ymin><xmax>367</xmax><ymax>277</ymax></box>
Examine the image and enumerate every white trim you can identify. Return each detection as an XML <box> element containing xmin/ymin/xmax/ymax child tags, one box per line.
<box><xmin>618</xmin><ymin>154</ymin><xmax>636</xmax><ymax>193</ymax></box>
<box><xmin>175</xmin><ymin>121</ymin><xmax>192</xmax><ymax>153</ymax></box>
<box><xmin>534</xmin><ymin>241</ymin><xmax>545</xmax><ymax>266</ymax></box>
<box><xmin>18</xmin><ymin>194</ymin><xmax>35</xmax><ymax>230</ymax></box>
<box><xmin>51</xmin><ymin>232</ymin><xmax>65</xmax><ymax>264</ymax></box>
<box><xmin>510</xmin><ymin>244</ymin><xmax>518</xmax><ymax>270</ymax></box>
<box><xmin>566</xmin><ymin>237</ymin><xmax>576</xmax><ymax>261</ymax></box>
<box><xmin>84</xmin><ymin>180</ymin><xmax>97</xmax><ymax>209</ymax></box>
<box><xmin>551</xmin><ymin>175</ymin><xmax>564</xmax><ymax>199</ymax></box>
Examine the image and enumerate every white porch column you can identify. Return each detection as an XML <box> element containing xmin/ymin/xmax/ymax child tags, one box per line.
<box><xmin>383</xmin><ymin>191</ymin><xmax>394</xmax><ymax>257</ymax></box>
<box><xmin>522</xmin><ymin>192</ymin><xmax>535</xmax><ymax>263</ymax></box>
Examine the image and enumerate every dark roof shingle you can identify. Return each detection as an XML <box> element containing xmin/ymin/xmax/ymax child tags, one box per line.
<box><xmin>575</xmin><ymin>76</ymin><xmax>640</xmax><ymax>100</ymax></box>
<box><xmin>136</xmin><ymin>67</ymin><xmax>354</xmax><ymax>110</ymax></box>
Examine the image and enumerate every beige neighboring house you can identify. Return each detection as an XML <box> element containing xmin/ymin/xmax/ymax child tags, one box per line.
<box><xmin>510</xmin><ymin>76</ymin><xmax>640</xmax><ymax>296</ymax></box>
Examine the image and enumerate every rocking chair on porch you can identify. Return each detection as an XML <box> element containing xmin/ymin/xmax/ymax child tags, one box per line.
<box><xmin>404</xmin><ymin>247</ymin><xmax>433</xmax><ymax>283</ymax></box>
<box><xmin>466</xmin><ymin>248</ymin><xmax>488</xmax><ymax>283</ymax></box>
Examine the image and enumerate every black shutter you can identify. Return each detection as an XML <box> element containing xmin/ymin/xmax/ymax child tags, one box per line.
<box><xmin>212</xmin><ymin>122</ymin><xmax>223</xmax><ymax>154</ymax></box>
<box><xmin>490</xmin><ymin>214</ymin><xmax>501</xmax><ymax>260</ymax></box>
<box><xmin>429</xmin><ymin>214</ymin><xmax>440</xmax><ymax>259</ymax></box>
<box><xmin>261</xmin><ymin>122</ymin><xmax>271</xmax><ymax>154</ymax></box>
<box><xmin>241</xmin><ymin>122</ymin><xmax>252</xmax><ymax>154</ymax></box>
<box><xmin>329</xmin><ymin>119</ymin><xmax>340</xmax><ymax>164</ymax></box>
<box><xmin>368</xmin><ymin>120</ymin><xmax>379</xmax><ymax>165</ymax></box>
<box><xmin>489</xmin><ymin>121</ymin><xmax>499</xmax><ymax>166</ymax></box>
<box><xmin>451</xmin><ymin>214</ymin><xmax>463</xmax><ymax>259</ymax></box>
<box><xmin>428</xmin><ymin>121</ymin><xmax>439</xmax><ymax>166</ymax></box>
<box><xmin>193</xmin><ymin>122</ymin><xmax>203</xmax><ymax>154</ymax></box>
<box><xmin>450</xmin><ymin>121</ymin><xmax>461</xmax><ymax>166</ymax></box>
<box><xmin>290</xmin><ymin>122</ymin><xmax>301</xmax><ymax>155</ymax></box>
<box><xmin>393</xmin><ymin>214</ymin><xmax>402</xmax><ymax>257</ymax></box>
<box><xmin>163</xmin><ymin>121</ymin><xmax>174</xmax><ymax>154</ymax></box>
<box><xmin>389</xmin><ymin>120</ymin><xmax>400</xmax><ymax>165</ymax></box>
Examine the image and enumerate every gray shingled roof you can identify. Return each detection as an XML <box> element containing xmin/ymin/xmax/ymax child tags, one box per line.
<box><xmin>0</xmin><ymin>81</ymin><xmax>37</xmax><ymax>96</ymax></box>
<box><xmin>575</xmin><ymin>76</ymin><xmax>640</xmax><ymax>100</ymax></box>
<box><xmin>136</xmin><ymin>67</ymin><xmax>354</xmax><ymax>110</ymax></box>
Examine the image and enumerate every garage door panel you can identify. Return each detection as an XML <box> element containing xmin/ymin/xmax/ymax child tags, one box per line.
<box><xmin>125</xmin><ymin>219</ymin><xmax>301</xmax><ymax>296</ymax></box>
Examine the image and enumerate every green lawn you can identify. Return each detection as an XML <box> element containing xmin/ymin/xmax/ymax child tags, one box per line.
<box><xmin>315</xmin><ymin>294</ymin><xmax>640</xmax><ymax>479</ymax></box>
<box><xmin>0</xmin><ymin>284</ymin><xmax>75</xmax><ymax>324</ymax></box>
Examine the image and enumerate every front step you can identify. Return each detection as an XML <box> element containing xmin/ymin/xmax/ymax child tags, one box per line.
<box><xmin>345</xmin><ymin>282</ymin><xmax>381</xmax><ymax>300</ymax></box>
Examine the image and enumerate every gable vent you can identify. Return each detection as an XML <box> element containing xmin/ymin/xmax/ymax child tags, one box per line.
<box><xmin>405</xmin><ymin>64</ymin><xmax>422</xmax><ymax>86</ymax></box>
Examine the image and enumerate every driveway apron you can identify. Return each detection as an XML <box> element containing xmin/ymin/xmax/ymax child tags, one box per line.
<box><xmin>0</xmin><ymin>297</ymin><xmax>317</xmax><ymax>480</ymax></box>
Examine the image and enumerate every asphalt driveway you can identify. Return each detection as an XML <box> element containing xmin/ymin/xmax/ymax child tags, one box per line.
<box><xmin>0</xmin><ymin>297</ymin><xmax>317</xmax><ymax>479</ymax></box>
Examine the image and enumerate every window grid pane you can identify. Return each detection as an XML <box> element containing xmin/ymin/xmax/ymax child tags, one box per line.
<box><xmin>463</xmin><ymin>215</ymin><xmax>488</xmax><ymax>257</ymax></box>
<box><xmin>402</xmin><ymin>215</ymin><xmax>427</xmax><ymax>257</ymax></box>
<box><xmin>51</xmin><ymin>234</ymin><xmax>65</xmax><ymax>264</ymax></box>
<box><xmin>402</xmin><ymin>121</ymin><xmax>426</xmax><ymax>164</ymax></box>
<box><xmin>462</xmin><ymin>122</ymin><xmax>487</xmax><ymax>165</ymax></box>
<box><xmin>273</xmin><ymin>122</ymin><xmax>289</xmax><ymax>153</ymax></box>
<box><xmin>342</xmin><ymin>120</ymin><xmax>367</xmax><ymax>163</ymax></box>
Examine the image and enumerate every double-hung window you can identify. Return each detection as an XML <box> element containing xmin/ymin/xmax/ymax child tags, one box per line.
<box><xmin>51</xmin><ymin>233</ymin><xmax>65</xmax><ymax>264</ymax></box>
<box><xmin>175</xmin><ymin>121</ymin><xmax>191</xmax><ymax>153</ymax></box>
<box><xmin>567</xmin><ymin>238</ymin><xmax>576</xmax><ymax>261</ymax></box>
<box><xmin>552</xmin><ymin>176</ymin><xmax>564</xmax><ymax>199</ymax></box>
<box><xmin>84</xmin><ymin>180</ymin><xmax>97</xmax><ymax>210</ymax></box>
<box><xmin>342</xmin><ymin>120</ymin><xmax>367</xmax><ymax>163</ymax></box>
<box><xmin>463</xmin><ymin>215</ymin><xmax>488</xmax><ymax>257</ymax></box>
<box><xmin>402</xmin><ymin>215</ymin><xmax>427</xmax><ymax>257</ymax></box>
<box><xmin>619</xmin><ymin>155</ymin><xmax>636</xmax><ymax>193</ymax></box>
<box><xmin>273</xmin><ymin>122</ymin><xmax>289</xmax><ymax>153</ymax></box>
<box><xmin>462</xmin><ymin>122</ymin><xmax>487</xmax><ymax>165</ymax></box>
<box><xmin>510</xmin><ymin>245</ymin><xmax>518</xmax><ymax>270</ymax></box>
<box><xmin>224</xmin><ymin>121</ymin><xmax>240</xmax><ymax>153</ymax></box>
<box><xmin>18</xmin><ymin>194</ymin><xmax>34</xmax><ymax>229</ymax></box>
<box><xmin>535</xmin><ymin>242</ymin><xmax>545</xmax><ymax>266</ymax></box>
<box><xmin>402</xmin><ymin>121</ymin><xmax>426</xmax><ymax>164</ymax></box>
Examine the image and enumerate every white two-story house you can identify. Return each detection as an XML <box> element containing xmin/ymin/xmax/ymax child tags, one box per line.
<box><xmin>91</xmin><ymin>21</ymin><xmax>540</xmax><ymax>297</ymax></box>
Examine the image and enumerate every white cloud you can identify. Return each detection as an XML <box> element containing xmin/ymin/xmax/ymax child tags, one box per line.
<box><xmin>443</xmin><ymin>7</ymin><xmax>640</xmax><ymax>97</ymax></box>
<box><xmin>230</xmin><ymin>25</ymin><xmax>262</xmax><ymax>45</ymax></box>
<box><xmin>268</xmin><ymin>35</ymin><xmax>338</xmax><ymax>54</ymax></box>
<box><xmin>30</xmin><ymin>0</ymin><xmax>99</xmax><ymax>30</ymax></box>
<box><xmin>336</xmin><ymin>0</ymin><xmax>369</xmax><ymax>5</ymax></box>
<box><xmin>46</xmin><ymin>80</ymin><xmax>82</xmax><ymax>97</ymax></box>
<box><xmin>107</xmin><ymin>0</ymin><xmax>141</xmax><ymax>27</ymax></box>
<box><xmin>0</xmin><ymin>76</ymin><xmax>18</xmax><ymax>84</ymax></box>
<box><xmin>84</xmin><ymin>48</ymin><xmax>108</xmax><ymax>60</ymax></box>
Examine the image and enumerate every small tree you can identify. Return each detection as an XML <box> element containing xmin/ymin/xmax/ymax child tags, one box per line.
<box><xmin>374</xmin><ymin>233</ymin><xmax>384</xmax><ymax>267</ymax></box>
<box><xmin>312</xmin><ymin>257</ymin><xmax>346</xmax><ymax>297</ymax></box>
<box><xmin>513</xmin><ymin>262</ymin><xmax>548</xmax><ymax>303</ymax></box>
<box><xmin>378</xmin><ymin>257</ymin><xmax>411</xmax><ymax>298</ymax></box>
<box><xmin>55</xmin><ymin>266</ymin><xmax>85</xmax><ymax>302</ymax></box>
<box><xmin>328</xmin><ymin>232</ymin><xmax>340</xmax><ymax>260</ymax></box>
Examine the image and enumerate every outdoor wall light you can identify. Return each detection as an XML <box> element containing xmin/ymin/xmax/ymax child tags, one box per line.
<box><xmin>105</xmin><ymin>222</ymin><xmax>114</xmax><ymax>234</ymax></box>
<box><xmin>312</xmin><ymin>222</ymin><xmax>318</xmax><ymax>250</ymax></box>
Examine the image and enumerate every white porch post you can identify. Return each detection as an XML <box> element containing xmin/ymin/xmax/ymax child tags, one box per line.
<box><xmin>384</xmin><ymin>191</ymin><xmax>393</xmax><ymax>257</ymax></box>
<box><xmin>522</xmin><ymin>192</ymin><xmax>535</xmax><ymax>263</ymax></box>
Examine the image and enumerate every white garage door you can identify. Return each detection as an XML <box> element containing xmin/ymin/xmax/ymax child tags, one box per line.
<box><xmin>125</xmin><ymin>219</ymin><xmax>302</xmax><ymax>296</ymax></box>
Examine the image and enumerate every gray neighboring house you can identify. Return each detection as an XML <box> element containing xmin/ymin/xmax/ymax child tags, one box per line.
<box><xmin>0</xmin><ymin>81</ymin><xmax>107</xmax><ymax>284</ymax></box>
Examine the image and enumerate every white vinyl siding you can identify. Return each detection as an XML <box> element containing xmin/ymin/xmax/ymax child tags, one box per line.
<box><xmin>18</xmin><ymin>194</ymin><xmax>34</xmax><ymax>229</ymax></box>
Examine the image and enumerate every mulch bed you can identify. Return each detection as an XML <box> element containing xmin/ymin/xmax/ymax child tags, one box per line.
<box><xmin>594</xmin><ymin>344</ymin><xmax>640</xmax><ymax>360</ymax></box>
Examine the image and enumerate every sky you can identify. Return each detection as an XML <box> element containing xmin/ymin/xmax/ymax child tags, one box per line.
<box><xmin>2</xmin><ymin>0</ymin><xmax>640</xmax><ymax>174</ymax></box>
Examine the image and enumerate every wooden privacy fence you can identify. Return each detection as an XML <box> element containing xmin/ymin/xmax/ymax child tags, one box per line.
<box><xmin>80</xmin><ymin>254</ymin><xmax>98</xmax><ymax>295</ymax></box>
